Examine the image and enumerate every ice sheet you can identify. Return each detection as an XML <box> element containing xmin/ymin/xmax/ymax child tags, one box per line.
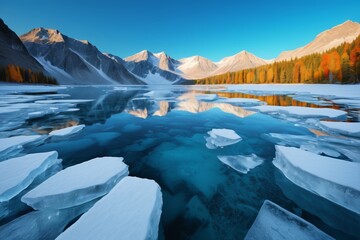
<box><xmin>273</xmin><ymin>145</ymin><xmax>360</xmax><ymax>214</ymax></box>
<box><xmin>205</xmin><ymin>129</ymin><xmax>242</xmax><ymax>149</ymax></box>
<box><xmin>244</xmin><ymin>200</ymin><xmax>334</xmax><ymax>240</ymax></box>
<box><xmin>0</xmin><ymin>135</ymin><xmax>44</xmax><ymax>161</ymax></box>
<box><xmin>22</xmin><ymin>157</ymin><xmax>128</xmax><ymax>210</ymax></box>
<box><xmin>0</xmin><ymin>201</ymin><xmax>94</xmax><ymax>240</ymax></box>
<box><xmin>217</xmin><ymin>154</ymin><xmax>264</xmax><ymax>174</ymax></box>
<box><xmin>56</xmin><ymin>177</ymin><xmax>163</xmax><ymax>240</ymax></box>
<box><xmin>250</xmin><ymin>105</ymin><xmax>347</xmax><ymax>119</ymax></box>
<box><xmin>319</xmin><ymin>121</ymin><xmax>360</xmax><ymax>137</ymax></box>
<box><xmin>0</xmin><ymin>151</ymin><xmax>60</xmax><ymax>202</ymax></box>
<box><xmin>49</xmin><ymin>124</ymin><xmax>85</xmax><ymax>137</ymax></box>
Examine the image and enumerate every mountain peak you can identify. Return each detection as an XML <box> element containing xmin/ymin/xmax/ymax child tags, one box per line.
<box><xmin>276</xmin><ymin>20</ymin><xmax>360</xmax><ymax>61</ymax></box>
<box><xmin>125</xmin><ymin>50</ymin><xmax>154</xmax><ymax>62</ymax></box>
<box><xmin>21</xmin><ymin>27</ymin><xmax>65</xmax><ymax>44</ymax></box>
<box><xmin>154</xmin><ymin>51</ymin><xmax>166</xmax><ymax>57</ymax></box>
<box><xmin>339</xmin><ymin>20</ymin><xmax>358</xmax><ymax>26</ymax></box>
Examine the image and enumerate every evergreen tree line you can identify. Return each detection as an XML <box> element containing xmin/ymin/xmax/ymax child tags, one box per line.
<box><xmin>197</xmin><ymin>34</ymin><xmax>360</xmax><ymax>84</ymax></box>
<box><xmin>0</xmin><ymin>64</ymin><xmax>57</xmax><ymax>85</ymax></box>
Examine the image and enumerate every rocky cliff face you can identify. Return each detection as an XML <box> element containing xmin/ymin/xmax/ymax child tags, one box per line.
<box><xmin>21</xmin><ymin>28</ymin><xmax>144</xmax><ymax>85</ymax></box>
<box><xmin>0</xmin><ymin>19</ymin><xmax>44</xmax><ymax>72</ymax></box>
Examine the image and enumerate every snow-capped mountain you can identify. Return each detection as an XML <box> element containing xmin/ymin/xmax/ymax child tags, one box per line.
<box><xmin>124</xmin><ymin>50</ymin><xmax>184</xmax><ymax>84</ymax></box>
<box><xmin>20</xmin><ymin>28</ymin><xmax>144</xmax><ymax>85</ymax></box>
<box><xmin>124</xmin><ymin>50</ymin><xmax>268</xmax><ymax>81</ymax></box>
<box><xmin>276</xmin><ymin>20</ymin><xmax>360</xmax><ymax>61</ymax></box>
<box><xmin>178</xmin><ymin>56</ymin><xmax>218</xmax><ymax>79</ymax></box>
<box><xmin>212</xmin><ymin>51</ymin><xmax>268</xmax><ymax>76</ymax></box>
<box><xmin>0</xmin><ymin>19</ymin><xmax>44</xmax><ymax>73</ymax></box>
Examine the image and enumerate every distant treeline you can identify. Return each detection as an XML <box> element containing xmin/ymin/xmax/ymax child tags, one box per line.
<box><xmin>197</xmin><ymin>35</ymin><xmax>360</xmax><ymax>84</ymax></box>
<box><xmin>0</xmin><ymin>64</ymin><xmax>57</xmax><ymax>85</ymax></box>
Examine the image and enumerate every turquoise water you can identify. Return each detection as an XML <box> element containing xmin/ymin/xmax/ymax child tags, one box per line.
<box><xmin>1</xmin><ymin>85</ymin><xmax>359</xmax><ymax>239</ymax></box>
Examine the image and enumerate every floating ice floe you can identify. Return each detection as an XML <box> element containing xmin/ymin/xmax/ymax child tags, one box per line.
<box><xmin>319</xmin><ymin>121</ymin><xmax>360</xmax><ymax>137</ymax></box>
<box><xmin>215</xmin><ymin>98</ymin><xmax>264</xmax><ymax>107</ymax></box>
<box><xmin>217</xmin><ymin>154</ymin><xmax>264</xmax><ymax>174</ymax></box>
<box><xmin>35</xmin><ymin>99</ymin><xmax>93</xmax><ymax>104</ymax></box>
<box><xmin>292</xmin><ymin>95</ymin><xmax>332</xmax><ymax>106</ymax></box>
<box><xmin>225</xmin><ymin>84</ymin><xmax>360</xmax><ymax>99</ymax></box>
<box><xmin>22</xmin><ymin>157</ymin><xmax>128</xmax><ymax>210</ymax></box>
<box><xmin>273</xmin><ymin>145</ymin><xmax>360</xmax><ymax>214</ymax></box>
<box><xmin>332</xmin><ymin>98</ymin><xmax>360</xmax><ymax>108</ymax></box>
<box><xmin>0</xmin><ymin>135</ymin><xmax>45</xmax><ymax>161</ymax></box>
<box><xmin>244</xmin><ymin>200</ymin><xmax>334</xmax><ymax>240</ymax></box>
<box><xmin>0</xmin><ymin>161</ymin><xmax>62</xmax><ymax>221</ymax></box>
<box><xmin>205</xmin><ymin>129</ymin><xmax>242</xmax><ymax>149</ymax></box>
<box><xmin>49</xmin><ymin>124</ymin><xmax>85</xmax><ymax>137</ymax></box>
<box><xmin>249</xmin><ymin>105</ymin><xmax>347</xmax><ymax>119</ymax></box>
<box><xmin>56</xmin><ymin>177</ymin><xmax>163</xmax><ymax>240</ymax></box>
<box><xmin>0</xmin><ymin>151</ymin><xmax>60</xmax><ymax>203</ymax></box>
<box><xmin>0</xmin><ymin>201</ymin><xmax>94</xmax><ymax>240</ymax></box>
<box><xmin>266</xmin><ymin>133</ymin><xmax>360</xmax><ymax>162</ymax></box>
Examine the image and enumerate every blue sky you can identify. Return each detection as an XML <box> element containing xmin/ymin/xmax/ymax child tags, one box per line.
<box><xmin>1</xmin><ymin>0</ymin><xmax>359</xmax><ymax>61</ymax></box>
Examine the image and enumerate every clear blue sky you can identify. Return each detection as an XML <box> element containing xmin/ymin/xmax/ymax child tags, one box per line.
<box><xmin>1</xmin><ymin>0</ymin><xmax>359</xmax><ymax>61</ymax></box>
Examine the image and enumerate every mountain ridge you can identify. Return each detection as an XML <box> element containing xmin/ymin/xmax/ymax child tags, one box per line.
<box><xmin>276</xmin><ymin>20</ymin><xmax>360</xmax><ymax>61</ymax></box>
<box><xmin>20</xmin><ymin>27</ymin><xmax>144</xmax><ymax>85</ymax></box>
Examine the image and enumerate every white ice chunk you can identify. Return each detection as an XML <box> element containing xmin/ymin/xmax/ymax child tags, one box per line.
<box><xmin>244</xmin><ymin>200</ymin><xmax>334</xmax><ymax>240</ymax></box>
<box><xmin>217</xmin><ymin>154</ymin><xmax>264</xmax><ymax>174</ymax></box>
<box><xmin>0</xmin><ymin>151</ymin><xmax>60</xmax><ymax>202</ymax></box>
<box><xmin>0</xmin><ymin>201</ymin><xmax>94</xmax><ymax>240</ymax></box>
<box><xmin>56</xmin><ymin>177</ymin><xmax>163</xmax><ymax>240</ymax></box>
<box><xmin>22</xmin><ymin>157</ymin><xmax>128</xmax><ymax>210</ymax></box>
<box><xmin>250</xmin><ymin>105</ymin><xmax>347</xmax><ymax>119</ymax></box>
<box><xmin>332</xmin><ymin>98</ymin><xmax>360</xmax><ymax>108</ymax></box>
<box><xmin>0</xmin><ymin>161</ymin><xmax>62</xmax><ymax>221</ymax></box>
<box><xmin>0</xmin><ymin>135</ymin><xmax>44</xmax><ymax>160</ymax></box>
<box><xmin>35</xmin><ymin>99</ymin><xmax>93</xmax><ymax>104</ymax></box>
<box><xmin>205</xmin><ymin>129</ymin><xmax>242</xmax><ymax>148</ymax></box>
<box><xmin>225</xmin><ymin>84</ymin><xmax>360</xmax><ymax>99</ymax></box>
<box><xmin>49</xmin><ymin>124</ymin><xmax>85</xmax><ymax>137</ymax></box>
<box><xmin>215</xmin><ymin>98</ymin><xmax>264</xmax><ymax>106</ymax></box>
<box><xmin>319</xmin><ymin>121</ymin><xmax>360</xmax><ymax>137</ymax></box>
<box><xmin>273</xmin><ymin>145</ymin><xmax>360</xmax><ymax>214</ymax></box>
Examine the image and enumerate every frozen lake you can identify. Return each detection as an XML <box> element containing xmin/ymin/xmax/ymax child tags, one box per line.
<box><xmin>0</xmin><ymin>84</ymin><xmax>359</xmax><ymax>240</ymax></box>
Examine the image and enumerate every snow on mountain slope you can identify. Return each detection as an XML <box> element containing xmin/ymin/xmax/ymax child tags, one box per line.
<box><xmin>213</xmin><ymin>50</ymin><xmax>268</xmax><ymax>75</ymax></box>
<box><xmin>124</xmin><ymin>50</ymin><xmax>183</xmax><ymax>84</ymax></box>
<box><xmin>20</xmin><ymin>28</ymin><xmax>144</xmax><ymax>85</ymax></box>
<box><xmin>276</xmin><ymin>20</ymin><xmax>360</xmax><ymax>61</ymax></box>
<box><xmin>125</xmin><ymin>50</ymin><xmax>268</xmax><ymax>81</ymax></box>
<box><xmin>178</xmin><ymin>56</ymin><xmax>218</xmax><ymax>79</ymax></box>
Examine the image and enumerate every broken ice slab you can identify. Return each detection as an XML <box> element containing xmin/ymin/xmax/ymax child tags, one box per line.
<box><xmin>265</xmin><ymin>133</ymin><xmax>360</xmax><ymax>162</ymax></box>
<box><xmin>0</xmin><ymin>200</ymin><xmax>95</xmax><ymax>240</ymax></box>
<box><xmin>22</xmin><ymin>157</ymin><xmax>128</xmax><ymax>210</ymax></box>
<box><xmin>214</xmin><ymin>97</ymin><xmax>265</xmax><ymax>106</ymax></box>
<box><xmin>273</xmin><ymin>145</ymin><xmax>360</xmax><ymax>214</ymax></box>
<box><xmin>35</xmin><ymin>99</ymin><xmax>93</xmax><ymax>104</ymax></box>
<box><xmin>0</xmin><ymin>151</ymin><xmax>60</xmax><ymax>203</ymax></box>
<box><xmin>249</xmin><ymin>105</ymin><xmax>347</xmax><ymax>119</ymax></box>
<box><xmin>275</xmin><ymin>170</ymin><xmax>360</xmax><ymax>239</ymax></box>
<box><xmin>0</xmin><ymin>135</ymin><xmax>45</xmax><ymax>161</ymax></box>
<box><xmin>217</xmin><ymin>154</ymin><xmax>264</xmax><ymax>174</ymax></box>
<box><xmin>49</xmin><ymin>124</ymin><xmax>85</xmax><ymax>137</ymax></box>
<box><xmin>244</xmin><ymin>200</ymin><xmax>334</xmax><ymax>240</ymax></box>
<box><xmin>0</xmin><ymin>161</ymin><xmax>62</xmax><ymax>222</ymax></box>
<box><xmin>332</xmin><ymin>98</ymin><xmax>360</xmax><ymax>108</ymax></box>
<box><xmin>205</xmin><ymin>128</ymin><xmax>242</xmax><ymax>149</ymax></box>
<box><xmin>56</xmin><ymin>177</ymin><xmax>163</xmax><ymax>240</ymax></box>
<box><xmin>319</xmin><ymin>121</ymin><xmax>360</xmax><ymax>137</ymax></box>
